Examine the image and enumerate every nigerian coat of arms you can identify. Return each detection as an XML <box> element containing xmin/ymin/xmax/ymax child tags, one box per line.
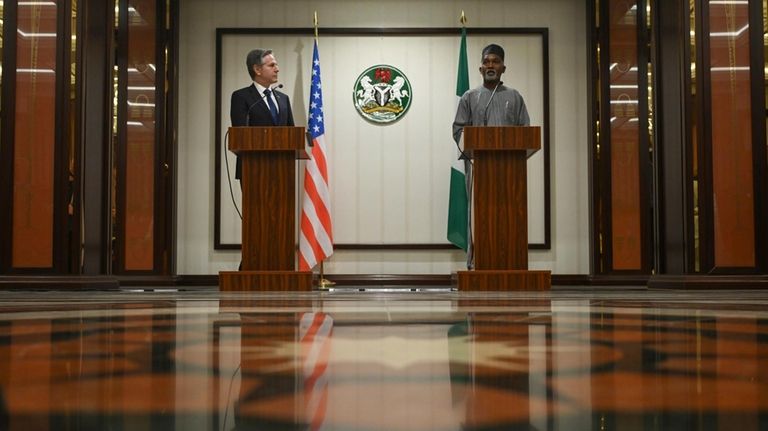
<box><xmin>353</xmin><ymin>65</ymin><xmax>412</xmax><ymax>124</ymax></box>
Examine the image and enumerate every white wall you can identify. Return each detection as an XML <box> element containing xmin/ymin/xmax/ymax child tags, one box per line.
<box><xmin>177</xmin><ymin>0</ymin><xmax>590</xmax><ymax>275</ymax></box>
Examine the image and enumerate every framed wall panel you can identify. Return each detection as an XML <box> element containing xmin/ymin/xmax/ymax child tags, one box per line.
<box><xmin>112</xmin><ymin>0</ymin><xmax>176</xmax><ymax>275</ymax></box>
<box><xmin>213</xmin><ymin>28</ymin><xmax>551</xmax><ymax>252</ymax></box>
<box><xmin>591</xmin><ymin>0</ymin><xmax>653</xmax><ymax>274</ymax></box>
<box><xmin>1</xmin><ymin>0</ymin><xmax>71</xmax><ymax>274</ymax></box>
<box><xmin>692</xmin><ymin>0</ymin><xmax>767</xmax><ymax>274</ymax></box>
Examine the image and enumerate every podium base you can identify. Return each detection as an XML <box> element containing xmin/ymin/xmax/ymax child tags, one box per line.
<box><xmin>457</xmin><ymin>270</ymin><xmax>551</xmax><ymax>291</ymax></box>
<box><xmin>219</xmin><ymin>270</ymin><xmax>313</xmax><ymax>292</ymax></box>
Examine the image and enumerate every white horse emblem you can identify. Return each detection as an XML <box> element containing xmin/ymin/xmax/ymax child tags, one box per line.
<box><xmin>355</xmin><ymin>76</ymin><xmax>376</xmax><ymax>106</ymax></box>
<box><xmin>390</xmin><ymin>76</ymin><xmax>409</xmax><ymax>105</ymax></box>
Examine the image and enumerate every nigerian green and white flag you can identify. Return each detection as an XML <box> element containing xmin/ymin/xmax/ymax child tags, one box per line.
<box><xmin>447</xmin><ymin>27</ymin><xmax>470</xmax><ymax>250</ymax></box>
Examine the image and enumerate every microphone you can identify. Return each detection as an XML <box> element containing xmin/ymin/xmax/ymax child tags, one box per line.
<box><xmin>245</xmin><ymin>83</ymin><xmax>283</xmax><ymax>125</ymax></box>
<box><xmin>482</xmin><ymin>81</ymin><xmax>502</xmax><ymax>126</ymax></box>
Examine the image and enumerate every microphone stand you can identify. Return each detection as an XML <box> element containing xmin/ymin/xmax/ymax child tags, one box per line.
<box><xmin>482</xmin><ymin>81</ymin><xmax>502</xmax><ymax>126</ymax></box>
<box><xmin>245</xmin><ymin>83</ymin><xmax>283</xmax><ymax>125</ymax></box>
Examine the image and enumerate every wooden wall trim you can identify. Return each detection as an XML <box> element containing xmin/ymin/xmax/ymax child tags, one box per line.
<box><xmin>0</xmin><ymin>274</ymin><xmax>650</xmax><ymax>288</ymax></box>
<box><xmin>80</xmin><ymin>0</ymin><xmax>114</xmax><ymax>275</ymax></box>
<box><xmin>113</xmin><ymin>0</ymin><xmax>129</xmax><ymax>273</ymax></box>
<box><xmin>695</xmin><ymin>0</ymin><xmax>715</xmax><ymax>272</ymax></box>
<box><xmin>165</xmin><ymin>0</ymin><xmax>181</xmax><ymax>274</ymax></box>
<box><xmin>654</xmin><ymin>0</ymin><xmax>694</xmax><ymax>274</ymax></box>
<box><xmin>0</xmin><ymin>276</ymin><xmax>120</xmax><ymax>290</ymax></box>
<box><xmin>136</xmin><ymin>273</ymin><xmax>652</xmax><ymax>287</ymax></box>
<box><xmin>5</xmin><ymin>274</ymin><xmax>768</xmax><ymax>290</ymax></box>
<box><xmin>636</xmin><ymin>0</ymin><xmax>654</xmax><ymax>273</ymax></box>
<box><xmin>648</xmin><ymin>275</ymin><xmax>768</xmax><ymax>290</ymax></box>
<box><xmin>147</xmin><ymin>274</ymin><xmax>650</xmax><ymax>287</ymax></box>
<box><xmin>749</xmin><ymin>0</ymin><xmax>768</xmax><ymax>272</ymax></box>
<box><xmin>0</xmin><ymin>1</ymin><xmax>17</xmax><ymax>273</ymax></box>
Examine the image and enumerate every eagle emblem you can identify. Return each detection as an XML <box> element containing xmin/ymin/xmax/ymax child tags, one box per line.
<box><xmin>353</xmin><ymin>65</ymin><xmax>412</xmax><ymax>123</ymax></box>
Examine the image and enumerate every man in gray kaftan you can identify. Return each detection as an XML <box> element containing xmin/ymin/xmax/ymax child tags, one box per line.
<box><xmin>452</xmin><ymin>43</ymin><xmax>531</xmax><ymax>268</ymax></box>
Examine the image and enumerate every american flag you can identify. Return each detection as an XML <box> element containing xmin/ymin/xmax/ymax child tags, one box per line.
<box><xmin>299</xmin><ymin>40</ymin><xmax>333</xmax><ymax>271</ymax></box>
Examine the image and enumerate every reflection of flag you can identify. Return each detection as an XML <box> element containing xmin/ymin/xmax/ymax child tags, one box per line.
<box><xmin>299</xmin><ymin>39</ymin><xmax>333</xmax><ymax>271</ymax></box>
<box><xmin>447</xmin><ymin>27</ymin><xmax>470</xmax><ymax>250</ymax></box>
<box><xmin>300</xmin><ymin>312</ymin><xmax>333</xmax><ymax>431</ymax></box>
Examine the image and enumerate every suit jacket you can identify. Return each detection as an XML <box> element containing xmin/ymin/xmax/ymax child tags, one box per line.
<box><xmin>230</xmin><ymin>83</ymin><xmax>295</xmax><ymax>179</ymax></box>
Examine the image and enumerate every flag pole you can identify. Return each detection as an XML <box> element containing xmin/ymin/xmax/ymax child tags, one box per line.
<box><xmin>312</xmin><ymin>11</ymin><xmax>335</xmax><ymax>290</ymax></box>
<box><xmin>318</xmin><ymin>261</ymin><xmax>335</xmax><ymax>289</ymax></box>
<box><xmin>313</xmin><ymin>11</ymin><xmax>318</xmax><ymax>40</ymax></box>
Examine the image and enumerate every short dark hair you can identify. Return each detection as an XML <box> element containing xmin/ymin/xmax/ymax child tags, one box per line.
<box><xmin>246</xmin><ymin>48</ymin><xmax>273</xmax><ymax>79</ymax></box>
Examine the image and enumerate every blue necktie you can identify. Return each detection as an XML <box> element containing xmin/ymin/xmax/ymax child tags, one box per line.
<box><xmin>263</xmin><ymin>89</ymin><xmax>279</xmax><ymax>124</ymax></box>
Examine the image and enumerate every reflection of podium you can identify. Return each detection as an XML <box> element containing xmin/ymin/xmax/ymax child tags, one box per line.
<box><xmin>457</xmin><ymin>126</ymin><xmax>551</xmax><ymax>291</ymax></box>
<box><xmin>219</xmin><ymin>126</ymin><xmax>312</xmax><ymax>291</ymax></box>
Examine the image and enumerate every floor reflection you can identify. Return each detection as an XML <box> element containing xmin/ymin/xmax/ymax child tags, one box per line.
<box><xmin>0</xmin><ymin>290</ymin><xmax>766</xmax><ymax>430</ymax></box>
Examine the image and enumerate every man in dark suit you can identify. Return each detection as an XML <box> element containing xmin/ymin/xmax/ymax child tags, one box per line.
<box><xmin>230</xmin><ymin>48</ymin><xmax>295</xmax><ymax>179</ymax></box>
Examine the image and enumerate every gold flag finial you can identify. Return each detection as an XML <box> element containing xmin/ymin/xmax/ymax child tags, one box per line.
<box><xmin>460</xmin><ymin>10</ymin><xmax>467</xmax><ymax>26</ymax></box>
<box><xmin>314</xmin><ymin>11</ymin><xmax>318</xmax><ymax>39</ymax></box>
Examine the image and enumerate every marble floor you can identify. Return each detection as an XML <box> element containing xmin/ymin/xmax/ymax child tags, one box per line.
<box><xmin>0</xmin><ymin>288</ymin><xmax>767</xmax><ymax>430</ymax></box>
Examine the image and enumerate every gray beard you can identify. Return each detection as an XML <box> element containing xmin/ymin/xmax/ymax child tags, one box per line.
<box><xmin>484</xmin><ymin>70</ymin><xmax>498</xmax><ymax>81</ymax></box>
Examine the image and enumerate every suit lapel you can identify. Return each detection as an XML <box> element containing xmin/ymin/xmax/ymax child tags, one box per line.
<box><xmin>247</xmin><ymin>83</ymin><xmax>275</xmax><ymax>125</ymax></box>
<box><xmin>274</xmin><ymin>91</ymin><xmax>286</xmax><ymax>125</ymax></box>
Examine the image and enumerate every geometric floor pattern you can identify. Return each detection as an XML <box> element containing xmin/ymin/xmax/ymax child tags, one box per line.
<box><xmin>0</xmin><ymin>288</ymin><xmax>767</xmax><ymax>430</ymax></box>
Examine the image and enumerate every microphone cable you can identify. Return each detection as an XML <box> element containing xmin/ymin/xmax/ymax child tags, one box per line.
<box><xmin>223</xmin><ymin>129</ymin><xmax>243</xmax><ymax>220</ymax></box>
<box><xmin>221</xmin><ymin>362</ymin><xmax>242</xmax><ymax>431</ymax></box>
<box><xmin>227</xmin><ymin>82</ymin><xmax>284</xmax><ymax>221</ymax></box>
<box><xmin>454</xmin><ymin>129</ymin><xmax>471</xmax><ymax>162</ymax></box>
<box><xmin>482</xmin><ymin>81</ymin><xmax>502</xmax><ymax>126</ymax></box>
<box><xmin>246</xmin><ymin>83</ymin><xmax>284</xmax><ymax>125</ymax></box>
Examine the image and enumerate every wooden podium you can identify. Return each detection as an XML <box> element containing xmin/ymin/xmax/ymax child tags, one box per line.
<box><xmin>219</xmin><ymin>126</ymin><xmax>313</xmax><ymax>292</ymax></box>
<box><xmin>456</xmin><ymin>126</ymin><xmax>551</xmax><ymax>291</ymax></box>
